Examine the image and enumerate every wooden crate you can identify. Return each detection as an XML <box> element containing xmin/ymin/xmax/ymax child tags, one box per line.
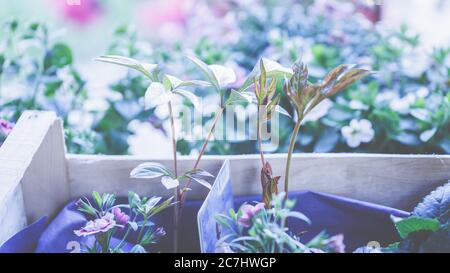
<box><xmin>1</xmin><ymin>111</ymin><xmax>450</xmax><ymax>244</ymax></box>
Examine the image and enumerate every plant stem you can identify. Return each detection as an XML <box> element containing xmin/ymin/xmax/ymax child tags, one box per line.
<box><xmin>114</xmin><ymin>213</ymin><xmax>138</xmax><ymax>252</ymax></box>
<box><xmin>137</xmin><ymin>217</ymin><xmax>148</xmax><ymax>243</ymax></box>
<box><xmin>0</xmin><ymin>73</ymin><xmax>3</xmax><ymax>98</ymax></box>
<box><xmin>179</xmin><ymin>107</ymin><xmax>224</xmax><ymax>206</ymax></box>
<box><xmin>168</xmin><ymin>101</ymin><xmax>180</xmax><ymax>253</ymax></box>
<box><xmin>30</xmin><ymin>73</ymin><xmax>41</xmax><ymax>106</ymax></box>
<box><xmin>284</xmin><ymin>119</ymin><xmax>302</xmax><ymax>199</ymax></box>
<box><xmin>257</xmin><ymin>107</ymin><xmax>266</xmax><ymax>167</ymax></box>
<box><xmin>168</xmin><ymin>101</ymin><xmax>178</xmax><ymax>176</ymax></box>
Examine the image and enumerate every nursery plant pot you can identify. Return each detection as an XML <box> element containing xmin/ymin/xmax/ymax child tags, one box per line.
<box><xmin>1</xmin><ymin>111</ymin><xmax>450</xmax><ymax>253</ymax></box>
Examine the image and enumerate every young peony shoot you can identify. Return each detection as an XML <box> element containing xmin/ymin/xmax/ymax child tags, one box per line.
<box><xmin>283</xmin><ymin>59</ymin><xmax>372</xmax><ymax>198</ymax></box>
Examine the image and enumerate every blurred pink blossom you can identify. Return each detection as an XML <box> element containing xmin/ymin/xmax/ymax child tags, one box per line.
<box><xmin>238</xmin><ymin>203</ymin><xmax>265</xmax><ymax>228</ymax></box>
<box><xmin>74</xmin><ymin>212</ymin><xmax>115</xmax><ymax>237</ymax></box>
<box><xmin>138</xmin><ymin>0</ymin><xmax>188</xmax><ymax>28</ymax></box>
<box><xmin>112</xmin><ymin>207</ymin><xmax>130</xmax><ymax>225</ymax></box>
<box><xmin>0</xmin><ymin>119</ymin><xmax>14</xmax><ymax>136</ymax></box>
<box><xmin>52</xmin><ymin>0</ymin><xmax>102</xmax><ymax>25</ymax></box>
<box><xmin>137</xmin><ymin>0</ymin><xmax>189</xmax><ymax>42</ymax></box>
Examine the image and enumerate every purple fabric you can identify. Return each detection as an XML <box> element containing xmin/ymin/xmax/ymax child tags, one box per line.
<box><xmin>0</xmin><ymin>216</ymin><xmax>48</xmax><ymax>253</ymax></box>
<box><xmin>0</xmin><ymin>191</ymin><xmax>410</xmax><ymax>253</ymax></box>
<box><xmin>235</xmin><ymin>191</ymin><xmax>410</xmax><ymax>251</ymax></box>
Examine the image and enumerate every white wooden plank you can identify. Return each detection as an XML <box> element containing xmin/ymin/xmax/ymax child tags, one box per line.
<box><xmin>0</xmin><ymin>111</ymin><xmax>70</xmax><ymax>245</ymax></box>
<box><xmin>20</xmin><ymin>116</ymin><xmax>70</xmax><ymax>223</ymax></box>
<box><xmin>0</xmin><ymin>111</ymin><xmax>57</xmax><ymax>244</ymax></box>
<box><xmin>0</xmin><ymin>178</ymin><xmax>26</xmax><ymax>244</ymax></box>
<box><xmin>67</xmin><ymin>154</ymin><xmax>224</xmax><ymax>200</ymax></box>
<box><xmin>67</xmin><ymin>153</ymin><xmax>450</xmax><ymax>211</ymax></box>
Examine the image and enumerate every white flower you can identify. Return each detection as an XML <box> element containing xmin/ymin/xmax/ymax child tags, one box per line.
<box><xmin>405</xmin><ymin>93</ymin><xmax>417</xmax><ymax>104</ymax></box>
<box><xmin>390</xmin><ymin>93</ymin><xmax>417</xmax><ymax>115</ymax></box>
<box><xmin>268</xmin><ymin>29</ymin><xmax>282</xmax><ymax>42</ymax></box>
<box><xmin>161</xmin><ymin>176</ymin><xmax>179</xmax><ymax>190</ymax></box>
<box><xmin>341</xmin><ymin>119</ymin><xmax>375</xmax><ymax>148</ymax></box>
<box><xmin>349</xmin><ymin>100</ymin><xmax>369</xmax><ymax>110</ymax></box>
<box><xmin>375</xmin><ymin>91</ymin><xmax>398</xmax><ymax>104</ymax></box>
<box><xmin>84</xmin><ymin>99</ymin><xmax>109</xmax><ymax>112</ymax></box>
<box><xmin>390</xmin><ymin>98</ymin><xmax>410</xmax><ymax>115</ymax></box>
<box><xmin>68</xmin><ymin>110</ymin><xmax>94</xmax><ymax>129</ymax></box>
<box><xmin>401</xmin><ymin>52</ymin><xmax>430</xmax><ymax>78</ymax></box>
<box><xmin>416</xmin><ymin>87</ymin><xmax>429</xmax><ymax>98</ymax></box>
<box><xmin>303</xmin><ymin>99</ymin><xmax>333</xmax><ymax>123</ymax></box>
<box><xmin>209</xmin><ymin>64</ymin><xmax>237</xmax><ymax>88</ymax></box>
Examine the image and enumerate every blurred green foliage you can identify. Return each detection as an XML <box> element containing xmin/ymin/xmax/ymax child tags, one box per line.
<box><xmin>0</xmin><ymin>1</ymin><xmax>448</xmax><ymax>155</ymax></box>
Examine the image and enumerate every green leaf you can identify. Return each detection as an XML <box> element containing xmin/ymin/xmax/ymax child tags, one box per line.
<box><xmin>44</xmin><ymin>43</ymin><xmax>73</xmax><ymax>70</ymax></box>
<box><xmin>215</xmin><ymin>214</ymin><xmax>234</xmax><ymax>231</ymax></box>
<box><xmin>185</xmin><ymin>169</ymin><xmax>215</xmax><ymax>178</ymax></box>
<box><xmin>419</xmin><ymin>127</ymin><xmax>437</xmax><ymax>142</ymax></box>
<box><xmin>144</xmin><ymin>196</ymin><xmax>162</xmax><ymax>214</ymax></box>
<box><xmin>225</xmin><ymin>90</ymin><xmax>254</xmax><ymax>105</ymax></box>
<box><xmin>148</xmin><ymin>196</ymin><xmax>175</xmax><ymax>217</ymax></box>
<box><xmin>173</xmin><ymin>89</ymin><xmax>200</xmax><ymax>110</ymax></box>
<box><xmin>128</xmin><ymin>191</ymin><xmax>141</xmax><ymax>210</ymax></box>
<box><xmin>185</xmin><ymin>169</ymin><xmax>214</xmax><ymax>190</ymax></box>
<box><xmin>130</xmin><ymin>245</ymin><xmax>147</xmax><ymax>253</ymax></box>
<box><xmin>96</xmin><ymin>55</ymin><xmax>157</xmax><ymax>79</ymax></box>
<box><xmin>190</xmin><ymin>177</ymin><xmax>212</xmax><ymax>190</ymax></box>
<box><xmin>164</xmin><ymin>74</ymin><xmax>210</xmax><ymax>90</ymax></box>
<box><xmin>419</xmin><ymin>223</ymin><xmax>450</xmax><ymax>252</ymax></box>
<box><xmin>76</xmin><ymin>198</ymin><xmax>98</xmax><ymax>217</ymax></box>
<box><xmin>274</xmin><ymin>105</ymin><xmax>291</xmax><ymax>118</ymax></box>
<box><xmin>43</xmin><ymin>80</ymin><xmax>63</xmax><ymax>97</ymax></box>
<box><xmin>128</xmin><ymin>221</ymin><xmax>138</xmax><ymax>231</ymax></box>
<box><xmin>130</xmin><ymin>162</ymin><xmax>172</xmax><ymax>179</ymax></box>
<box><xmin>144</xmin><ymin>82</ymin><xmax>173</xmax><ymax>110</ymax></box>
<box><xmin>413</xmin><ymin>182</ymin><xmax>450</xmax><ymax>224</ymax></box>
<box><xmin>92</xmin><ymin>191</ymin><xmax>103</xmax><ymax>209</ymax></box>
<box><xmin>240</xmin><ymin>58</ymin><xmax>293</xmax><ymax>92</ymax></box>
<box><xmin>259</xmin><ymin>59</ymin><xmax>267</xmax><ymax>99</ymax></box>
<box><xmin>410</xmin><ymin>109</ymin><xmax>429</xmax><ymax>121</ymax></box>
<box><xmin>395</xmin><ymin>216</ymin><xmax>440</xmax><ymax>239</ymax></box>
<box><xmin>287</xmin><ymin>211</ymin><xmax>311</xmax><ymax>225</ymax></box>
<box><xmin>187</xmin><ymin>55</ymin><xmax>220</xmax><ymax>90</ymax></box>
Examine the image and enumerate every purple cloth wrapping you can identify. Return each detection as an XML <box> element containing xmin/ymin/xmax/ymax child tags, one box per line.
<box><xmin>235</xmin><ymin>191</ymin><xmax>410</xmax><ymax>251</ymax></box>
<box><xmin>0</xmin><ymin>191</ymin><xmax>410</xmax><ymax>253</ymax></box>
<box><xmin>0</xmin><ymin>216</ymin><xmax>48</xmax><ymax>253</ymax></box>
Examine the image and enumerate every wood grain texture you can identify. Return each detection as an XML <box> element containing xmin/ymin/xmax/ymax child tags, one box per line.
<box><xmin>0</xmin><ymin>111</ymin><xmax>57</xmax><ymax>244</ymax></box>
<box><xmin>20</xmin><ymin>115</ymin><xmax>70</xmax><ymax>222</ymax></box>
<box><xmin>67</xmin><ymin>155</ymin><xmax>224</xmax><ymax>201</ymax></box>
<box><xmin>67</xmin><ymin>153</ymin><xmax>450</xmax><ymax>211</ymax></box>
<box><xmin>0</xmin><ymin>111</ymin><xmax>70</xmax><ymax>244</ymax></box>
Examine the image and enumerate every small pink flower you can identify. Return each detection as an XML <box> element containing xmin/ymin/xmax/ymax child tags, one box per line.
<box><xmin>112</xmin><ymin>207</ymin><xmax>130</xmax><ymax>225</ymax></box>
<box><xmin>237</xmin><ymin>203</ymin><xmax>265</xmax><ymax>228</ymax></box>
<box><xmin>0</xmin><ymin>119</ymin><xmax>14</xmax><ymax>136</ymax></box>
<box><xmin>74</xmin><ymin>213</ymin><xmax>116</xmax><ymax>237</ymax></box>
